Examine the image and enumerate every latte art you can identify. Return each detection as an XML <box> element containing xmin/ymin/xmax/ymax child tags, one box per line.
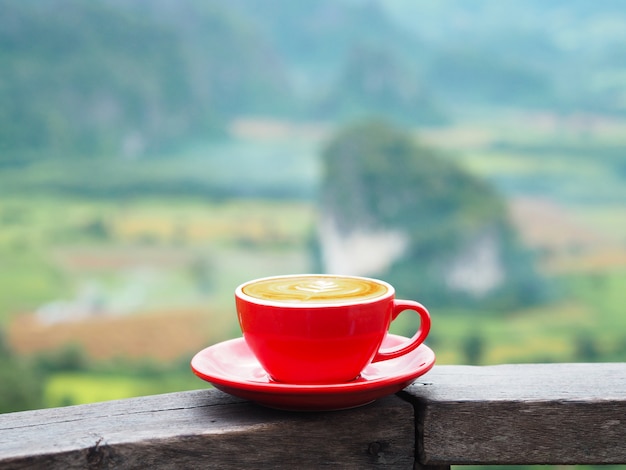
<box><xmin>242</xmin><ymin>275</ymin><xmax>388</xmax><ymax>304</ymax></box>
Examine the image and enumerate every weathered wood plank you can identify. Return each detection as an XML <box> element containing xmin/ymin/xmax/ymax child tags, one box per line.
<box><xmin>0</xmin><ymin>389</ymin><xmax>415</xmax><ymax>469</ymax></box>
<box><xmin>2</xmin><ymin>363</ymin><xmax>624</xmax><ymax>468</ymax></box>
<box><xmin>402</xmin><ymin>363</ymin><xmax>626</xmax><ymax>466</ymax></box>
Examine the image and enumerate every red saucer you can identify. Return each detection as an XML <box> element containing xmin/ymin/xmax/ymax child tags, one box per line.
<box><xmin>191</xmin><ymin>334</ymin><xmax>435</xmax><ymax>411</ymax></box>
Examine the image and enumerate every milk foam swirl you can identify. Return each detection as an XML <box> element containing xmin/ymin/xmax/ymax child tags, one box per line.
<box><xmin>242</xmin><ymin>275</ymin><xmax>388</xmax><ymax>304</ymax></box>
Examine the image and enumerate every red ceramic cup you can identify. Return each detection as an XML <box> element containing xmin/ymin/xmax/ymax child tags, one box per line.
<box><xmin>235</xmin><ymin>274</ymin><xmax>431</xmax><ymax>385</ymax></box>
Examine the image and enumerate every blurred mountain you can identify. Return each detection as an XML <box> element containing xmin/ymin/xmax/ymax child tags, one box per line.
<box><xmin>0</xmin><ymin>0</ymin><xmax>292</xmax><ymax>162</ymax></box>
<box><xmin>380</xmin><ymin>0</ymin><xmax>626</xmax><ymax>112</ymax></box>
<box><xmin>2</xmin><ymin>0</ymin><xmax>626</xmax><ymax>163</ymax></box>
<box><xmin>315</xmin><ymin>43</ymin><xmax>446</xmax><ymax>125</ymax></box>
<box><xmin>225</xmin><ymin>0</ymin><xmax>428</xmax><ymax>95</ymax></box>
<box><xmin>316</xmin><ymin>119</ymin><xmax>546</xmax><ymax>309</ymax></box>
<box><xmin>226</xmin><ymin>0</ymin><xmax>626</xmax><ymax>114</ymax></box>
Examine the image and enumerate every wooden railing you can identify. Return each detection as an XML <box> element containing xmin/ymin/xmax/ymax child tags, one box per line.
<box><xmin>1</xmin><ymin>363</ymin><xmax>624</xmax><ymax>469</ymax></box>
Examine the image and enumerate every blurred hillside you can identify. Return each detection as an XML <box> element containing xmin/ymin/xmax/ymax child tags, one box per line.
<box><xmin>4</xmin><ymin>0</ymin><xmax>626</xmax><ymax>165</ymax></box>
<box><xmin>1</xmin><ymin>0</ymin><xmax>626</xmax><ymax>416</ymax></box>
<box><xmin>315</xmin><ymin>121</ymin><xmax>545</xmax><ymax>310</ymax></box>
<box><xmin>385</xmin><ymin>0</ymin><xmax>626</xmax><ymax>112</ymax></box>
<box><xmin>0</xmin><ymin>0</ymin><xmax>291</xmax><ymax>162</ymax></box>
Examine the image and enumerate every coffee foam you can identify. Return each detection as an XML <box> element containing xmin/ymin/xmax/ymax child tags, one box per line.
<box><xmin>241</xmin><ymin>275</ymin><xmax>389</xmax><ymax>304</ymax></box>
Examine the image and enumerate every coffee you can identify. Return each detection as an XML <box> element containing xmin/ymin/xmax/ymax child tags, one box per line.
<box><xmin>241</xmin><ymin>275</ymin><xmax>388</xmax><ymax>304</ymax></box>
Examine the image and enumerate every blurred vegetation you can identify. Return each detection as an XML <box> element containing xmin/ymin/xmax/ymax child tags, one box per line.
<box><xmin>5</xmin><ymin>0</ymin><xmax>626</xmax><ymax>167</ymax></box>
<box><xmin>0</xmin><ymin>330</ymin><xmax>44</xmax><ymax>413</ymax></box>
<box><xmin>0</xmin><ymin>0</ymin><xmax>292</xmax><ymax>163</ymax></box>
<box><xmin>0</xmin><ymin>8</ymin><xmax>625</xmax><ymax>461</ymax></box>
<box><xmin>317</xmin><ymin>120</ymin><xmax>546</xmax><ymax>309</ymax></box>
<box><xmin>316</xmin><ymin>45</ymin><xmax>446</xmax><ymax>125</ymax></box>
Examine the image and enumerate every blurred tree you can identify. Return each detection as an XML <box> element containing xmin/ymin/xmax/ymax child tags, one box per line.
<box><xmin>0</xmin><ymin>329</ymin><xmax>44</xmax><ymax>413</ymax></box>
<box><xmin>574</xmin><ymin>335</ymin><xmax>599</xmax><ymax>362</ymax></box>
<box><xmin>34</xmin><ymin>343</ymin><xmax>89</xmax><ymax>373</ymax></box>
<box><xmin>462</xmin><ymin>332</ymin><xmax>486</xmax><ymax>365</ymax></box>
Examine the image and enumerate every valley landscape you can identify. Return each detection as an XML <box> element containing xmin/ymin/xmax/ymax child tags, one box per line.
<box><xmin>1</xmin><ymin>7</ymin><xmax>625</xmax><ymax>461</ymax></box>
<box><xmin>2</xmin><ymin>114</ymin><xmax>625</xmax><ymax>409</ymax></box>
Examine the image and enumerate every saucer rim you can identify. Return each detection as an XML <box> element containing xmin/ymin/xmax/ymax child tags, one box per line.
<box><xmin>191</xmin><ymin>334</ymin><xmax>435</xmax><ymax>394</ymax></box>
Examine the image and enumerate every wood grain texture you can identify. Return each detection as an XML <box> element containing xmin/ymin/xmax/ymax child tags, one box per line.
<box><xmin>402</xmin><ymin>363</ymin><xmax>626</xmax><ymax>465</ymax></box>
<box><xmin>1</xmin><ymin>363</ymin><xmax>624</xmax><ymax>468</ymax></box>
<box><xmin>0</xmin><ymin>389</ymin><xmax>415</xmax><ymax>469</ymax></box>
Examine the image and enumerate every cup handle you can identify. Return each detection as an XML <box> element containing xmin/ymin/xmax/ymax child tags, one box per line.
<box><xmin>371</xmin><ymin>299</ymin><xmax>431</xmax><ymax>362</ymax></box>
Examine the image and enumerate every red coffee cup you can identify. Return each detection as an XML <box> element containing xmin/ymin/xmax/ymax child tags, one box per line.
<box><xmin>235</xmin><ymin>274</ymin><xmax>431</xmax><ymax>384</ymax></box>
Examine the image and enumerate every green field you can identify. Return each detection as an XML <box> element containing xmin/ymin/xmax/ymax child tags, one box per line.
<box><xmin>34</xmin><ymin>266</ymin><xmax>626</xmax><ymax>406</ymax></box>
<box><xmin>1</xmin><ymin>115</ymin><xmax>625</xmax><ymax>411</ymax></box>
<box><xmin>44</xmin><ymin>371</ymin><xmax>206</xmax><ymax>408</ymax></box>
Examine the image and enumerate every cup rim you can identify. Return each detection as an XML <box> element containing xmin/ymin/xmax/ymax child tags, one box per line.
<box><xmin>235</xmin><ymin>273</ymin><xmax>395</xmax><ymax>308</ymax></box>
